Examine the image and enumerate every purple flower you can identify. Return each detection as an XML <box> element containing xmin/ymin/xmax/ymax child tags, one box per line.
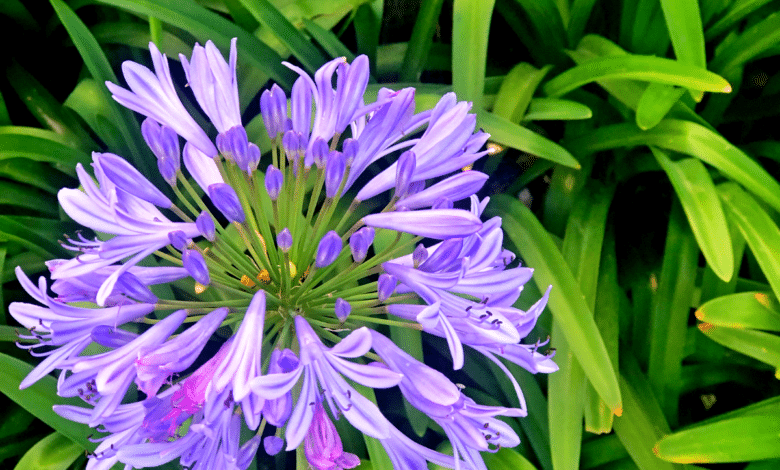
<box><xmin>11</xmin><ymin>40</ymin><xmax>555</xmax><ymax>470</ymax></box>
<box><xmin>305</xmin><ymin>398</ymin><xmax>361</xmax><ymax>470</ymax></box>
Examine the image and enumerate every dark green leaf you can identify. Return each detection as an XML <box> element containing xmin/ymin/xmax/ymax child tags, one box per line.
<box><xmin>400</xmin><ymin>0</ymin><xmax>445</xmax><ymax>81</ymax></box>
<box><xmin>303</xmin><ymin>18</ymin><xmax>356</xmax><ymax>62</ymax></box>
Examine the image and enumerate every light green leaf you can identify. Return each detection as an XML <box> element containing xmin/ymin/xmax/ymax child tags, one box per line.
<box><xmin>303</xmin><ymin>18</ymin><xmax>356</xmax><ymax>62</ymax></box>
<box><xmin>477</xmin><ymin>111</ymin><xmax>579</xmax><ymax>168</ymax></box>
<box><xmin>524</xmin><ymin>98</ymin><xmax>592</xmax><ymax>121</ymax></box>
<box><xmin>655</xmin><ymin>411</ymin><xmax>780</xmax><ymax>463</ymax></box>
<box><xmin>545</xmin><ymin>55</ymin><xmax>732</xmax><ymax>98</ymax></box>
<box><xmin>567</xmin><ymin>0</ymin><xmax>598</xmax><ymax>47</ymax></box>
<box><xmin>0</xmin><ymin>353</ymin><xmax>94</xmax><ymax>450</ymax></box>
<box><xmin>489</xmin><ymin>194</ymin><xmax>622</xmax><ymax>414</ymax></box>
<box><xmin>493</xmin><ymin>63</ymin><xmax>551</xmax><ymax>123</ymax></box>
<box><xmin>452</xmin><ymin>0</ymin><xmax>496</xmax><ymax>111</ymax></box>
<box><xmin>0</xmin><ymin>126</ymin><xmax>88</xmax><ymax>170</ymax></box>
<box><xmin>652</xmin><ymin>148</ymin><xmax>733</xmax><ymax>282</ymax></box>
<box><xmin>636</xmin><ymin>84</ymin><xmax>686</xmax><ymax>130</ymax></box>
<box><xmin>236</xmin><ymin>0</ymin><xmax>327</xmax><ymax>73</ymax></box>
<box><xmin>659</xmin><ymin>0</ymin><xmax>706</xmax><ymax>100</ymax></box>
<box><xmin>14</xmin><ymin>432</ymin><xmax>82</xmax><ymax>470</ymax></box>
<box><xmin>699</xmin><ymin>323</ymin><xmax>780</xmax><ymax>378</ymax></box>
<box><xmin>483</xmin><ymin>446</ymin><xmax>539</xmax><ymax>470</ymax></box>
<box><xmin>95</xmin><ymin>0</ymin><xmax>294</xmax><ymax>87</ymax></box>
<box><xmin>565</xmin><ymin>120</ymin><xmax>780</xmax><ymax>213</ymax></box>
<box><xmin>718</xmin><ymin>182</ymin><xmax>780</xmax><ymax>301</ymax></box>
<box><xmin>696</xmin><ymin>291</ymin><xmax>780</xmax><ymax>331</ymax></box>
<box><xmin>354</xmin><ymin>1</ymin><xmax>381</xmax><ymax>73</ymax></box>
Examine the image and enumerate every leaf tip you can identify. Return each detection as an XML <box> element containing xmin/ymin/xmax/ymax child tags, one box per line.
<box><xmin>694</xmin><ymin>308</ymin><xmax>705</xmax><ymax>321</ymax></box>
<box><xmin>698</xmin><ymin>322</ymin><xmax>715</xmax><ymax>333</ymax></box>
<box><xmin>722</xmin><ymin>83</ymin><xmax>732</xmax><ymax>93</ymax></box>
<box><xmin>612</xmin><ymin>405</ymin><xmax>623</xmax><ymax>417</ymax></box>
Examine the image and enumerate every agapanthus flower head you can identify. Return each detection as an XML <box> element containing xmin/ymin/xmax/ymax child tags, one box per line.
<box><xmin>10</xmin><ymin>39</ymin><xmax>556</xmax><ymax>470</ymax></box>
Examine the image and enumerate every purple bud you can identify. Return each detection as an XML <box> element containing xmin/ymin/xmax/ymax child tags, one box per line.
<box><xmin>282</xmin><ymin>130</ymin><xmax>301</xmax><ymax>163</ymax></box>
<box><xmin>91</xmin><ymin>325</ymin><xmax>138</xmax><ymax>348</ymax></box>
<box><xmin>377</xmin><ymin>274</ymin><xmax>397</xmax><ymax>302</ymax></box>
<box><xmin>342</xmin><ymin>138</ymin><xmax>358</xmax><ymax>166</ymax></box>
<box><xmin>182</xmin><ymin>249</ymin><xmax>210</xmax><ymax>285</ymax></box>
<box><xmin>277</xmin><ymin>228</ymin><xmax>292</xmax><ymax>253</ymax></box>
<box><xmin>262</xmin><ymin>348</ymin><xmax>297</xmax><ymax>426</ymax></box>
<box><xmin>264</xmin><ymin>436</ymin><xmax>284</xmax><ymax>456</ymax></box>
<box><xmin>349</xmin><ymin>227</ymin><xmax>374</xmax><ymax>263</ymax></box>
<box><xmin>208</xmin><ymin>183</ymin><xmax>246</xmax><ymax>224</ymax></box>
<box><xmin>316</xmin><ymin>231</ymin><xmax>342</xmax><ymax>268</ymax></box>
<box><xmin>311</xmin><ymin>137</ymin><xmax>329</xmax><ymax>168</ymax></box>
<box><xmin>168</xmin><ymin>230</ymin><xmax>188</xmax><ymax>251</ymax></box>
<box><xmin>216</xmin><ymin>126</ymin><xmax>260</xmax><ymax>173</ymax></box>
<box><xmin>413</xmin><ymin>244</ymin><xmax>428</xmax><ymax>267</ymax></box>
<box><xmin>432</xmin><ymin>197</ymin><xmax>453</xmax><ymax>209</ymax></box>
<box><xmin>260</xmin><ymin>84</ymin><xmax>287</xmax><ymax>139</ymax></box>
<box><xmin>115</xmin><ymin>272</ymin><xmax>158</xmax><ymax>304</ymax></box>
<box><xmin>142</xmin><ymin>118</ymin><xmax>181</xmax><ymax>185</ymax></box>
<box><xmin>196</xmin><ymin>211</ymin><xmax>216</xmax><ymax>242</ymax></box>
<box><xmin>265</xmin><ymin>165</ymin><xmax>284</xmax><ymax>201</ymax></box>
<box><xmin>291</xmin><ymin>76</ymin><xmax>312</xmax><ymax>137</ymax></box>
<box><xmin>325</xmin><ymin>152</ymin><xmax>346</xmax><ymax>198</ymax></box>
<box><xmin>335</xmin><ymin>298</ymin><xmax>351</xmax><ymax>323</ymax></box>
<box><xmin>408</xmin><ymin>180</ymin><xmax>425</xmax><ymax>196</ymax></box>
<box><xmin>395</xmin><ymin>151</ymin><xmax>416</xmax><ymax>198</ymax></box>
<box><xmin>96</xmin><ymin>153</ymin><xmax>172</xmax><ymax>208</ymax></box>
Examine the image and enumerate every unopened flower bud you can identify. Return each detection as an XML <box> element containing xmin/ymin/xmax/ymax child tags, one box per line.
<box><xmin>182</xmin><ymin>249</ymin><xmax>210</xmax><ymax>285</ymax></box>
<box><xmin>377</xmin><ymin>274</ymin><xmax>397</xmax><ymax>302</ymax></box>
<box><xmin>265</xmin><ymin>165</ymin><xmax>284</xmax><ymax>201</ymax></box>
<box><xmin>335</xmin><ymin>298</ymin><xmax>351</xmax><ymax>323</ymax></box>
<box><xmin>196</xmin><ymin>211</ymin><xmax>216</xmax><ymax>242</ymax></box>
<box><xmin>316</xmin><ymin>231</ymin><xmax>342</xmax><ymax>268</ymax></box>
<box><xmin>349</xmin><ymin>227</ymin><xmax>374</xmax><ymax>263</ymax></box>
<box><xmin>325</xmin><ymin>152</ymin><xmax>346</xmax><ymax>198</ymax></box>
<box><xmin>277</xmin><ymin>228</ymin><xmax>292</xmax><ymax>253</ymax></box>
<box><xmin>168</xmin><ymin>230</ymin><xmax>188</xmax><ymax>251</ymax></box>
<box><xmin>208</xmin><ymin>183</ymin><xmax>245</xmax><ymax>223</ymax></box>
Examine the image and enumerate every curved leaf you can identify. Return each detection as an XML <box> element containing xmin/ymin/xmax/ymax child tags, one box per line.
<box><xmin>0</xmin><ymin>126</ymin><xmax>88</xmax><ymax>170</ymax></box>
<box><xmin>14</xmin><ymin>432</ymin><xmax>82</xmax><ymax>470</ymax></box>
<box><xmin>544</xmin><ymin>55</ymin><xmax>732</xmax><ymax>98</ymax></box>
<box><xmin>696</xmin><ymin>292</ymin><xmax>780</xmax><ymax>331</ymax></box>
<box><xmin>452</xmin><ymin>0</ymin><xmax>495</xmax><ymax>111</ymax></box>
<box><xmin>652</xmin><ymin>148</ymin><xmax>733</xmax><ymax>282</ymax></box>
<box><xmin>524</xmin><ymin>98</ymin><xmax>592</xmax><ymax>121</ymax></box>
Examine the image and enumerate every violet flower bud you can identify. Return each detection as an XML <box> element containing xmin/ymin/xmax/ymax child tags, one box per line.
<box><xmin>315</xmin><ymin>231</ymin><xmax>342</xmax><ymax>268</ymax></box>
<box><xmin>377</xmin><ymin>274</ymin><xmax>397</xmax><ymax>302</ymax></box>
<box><xmin>96</xmin><ymin>153</ymin><xmax>172</xmax><ymax>208</ymax></box>
<box><xmin>349</xmin><ymin>227</ymin><xmax>374</xmax><ymax>263</ymax></box>
<box><xmin>311</xmin><ymin>137</ymin><xmax>329</xmax><ymax>168</ymax></box>
<box><xmin>342</xmin><ymin>138</ymin><xmax>358</xmax><ymax>166</ymax></box>
<box><xmin>182</xmin><ymin>249</ymin><xmax>210</xmax><ymax>285</ymax></box>
<box><xmin>325</xmin><ymin>151</ymin><xmax>346</xmax><ymax>198</ymax></box>
<box><xmin>277</xmin><ymin>228</ymin><xmax>292</xmax><ymax>253</ymax></box>
<box><xmin>216</xmin><ymin>126</ymin><xmax>260</xmax><ymax>173</ymax></box>
<box><xmin>208</xmin><ymin>183</ymin><xmax>246</xmax><ymax>224</ymax></box>
<box><xmin>412</xmin><ymin>244</ymin><xmax>428</xmax><ymax>267</ymax></box>
<box><xmin>196</xmin><ymin>211</ymin><xmax>216</xmax><ymax>242</ymax></box>
<box><xmin>265</xmin><ymin>165</ymin><xmax>284</xmax><ymax>201</ymax></box>
<box><xmin>260</xmin><ymin>84</ymin><xmax>287</xmax><ymax>139</ymax></box>
<box><xmin>335</xmin><ymin>298</ymin><xmax>351</xmax><ymax>323</ymax></box>
<box><xmin>167</xmin><ymin>230</ymin><xmax>188</xmax><ymax>251</ymax></box>
<box><xmin>141</xmin><ymin>118</ymin><xmax>180</xmax><ymax>185</ymax></box>
<box><xmin>282</xmin><ymin>130</ymin><xmax>301</xmax><ymax>163</ymax></box>
<box><xmin>264</xmin><ymin>436</ymin><xmax>284</xmax><ymax>456</ymax></box>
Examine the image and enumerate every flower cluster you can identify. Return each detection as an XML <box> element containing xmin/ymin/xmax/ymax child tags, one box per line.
<box><xmin>11</xmin><ymin>39</ymin><xmax>557</xmax><ymax>470</ymax></box>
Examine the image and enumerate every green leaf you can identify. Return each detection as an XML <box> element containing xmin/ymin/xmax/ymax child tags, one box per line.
<box><xmin>581</xmin><ymin>434</ymin><xmax>629</xmax><ymax>469</ymax></box>
<box><xmin>636</xmin><ymin>84</ymin><xmax>686</xmax><ymax>130</ymax></box>
<box><xmin>710</xmin><ymin>11</ymin><xmax>780</xmax><ymax>78</ymax></box>
<box><xmin>565</xmin><ymin>120</ymin><xmax>780</xmax><ymax>213</ymax></box>
<box><xmin>14</xmin><ymin>432</ymin><xmax>82</xmax><ymax>470</ymax></box>
<box><xmin>388</xmin><ymin>324</ymin><xmax>429</xmax><ymax>437</ymax></box>
<box><xmin>696</xmin><ymin>292</ymin><xmax>780</xmax><ymax>331</ymax></box>
<box><xmin>511</xmin><ymin>0</ymin><xmax>568</xmax><ymax>64</ymax></box>
<box><xmin>452</xmin><ymin>0</ymin><xmax>496</xmax><ymax>111</ymax></box>
<box><xmin>477</xmin><ymin>111</ymin><xmax>580</xmax><ymax>168</ymax></box>
<box><xmin>659</xmin><ymin>0</ymin><xmax>706</xmax><ymax>100</ymax></box>
<box><xmin>236</xmin><ymin>0</ymin><xmax>327</xmax><ymax>73</ymax></box>
<box><xmin>91</xmin><ymin>21</ymin><xmax>194</xmax><ymax>59</ymax></box>
<box><xmin>548</xmin><ymin>327</ymin><xmax>586</xmax><ymax>469</ymax></box>
<box><xmin>483</xmin><ymin>446</ymin><xmax>539</xmax><ymax>470</ymax></box>
<box><xmin>655</xmin><ymin>411</ymin><xmax>780</xmax><ymax>463</ymax></box>
<box><xmin>544</xmin><ymin>55</ymin><xmax>732</xmax><ymax>98</ymax></box>
<box><xmin>490</xmin><ymin>194</ymin><xmax>622</xmax><ymax>414</ymax></box>
<box><xmin>0</xmin><ymin>181</ymin><xmax>58</xmax><ymax>216</ymax></box>
<box><xmin>0</xmin><ymin>126</ymin><xmax>89</xmax><ymax>170</ymax></box>
<box><xmin>567</xmin><ymin>0</ymin><xmax>598</xmax><ymax>47</ymax></box>
<box><xmin>0</xmin><ymin>216</ymin><xmax>78</xmax><ymax>258</ymax></box>
<box><xmin>652</xmin><ymin>148</ymin><xmax>733</xmax><ymax>282</ymax></box>
<box><xmin>400</xmin><ymin>0</ymin><xmax>446</xmax><ymax>82</ymax></box>
<box><xmin>718</xmin><ymin>182</ymin><xmax>780</xmax><ymax>301</ymax></box>
<box><xmin>95</xmin><ymin>0</ymin><xmax>294</xmax><ymax>88</ymax></box>
<box><xmin>699</xmin><ymin>323</ymin><xmax>780</xmax><ymax>377</ymax></box>
<box><xmin>6</xmin><ymin>62</ymin><xmax>94</xmax><ymax>150</ymax></box>
<box><xmin>646</xmin><ymin>202</ymin><xmax>699</xmax><ymax>425</ymax></box>
<box><xmin>0</xmin><ymin>159</ymin><xmax>70</xmax><ymax>194</ymax></box>
<box><xmin>49</xmin><ymin>0</ymin><xmax>154</xmax><ymax>178</ymax></box>
<box><xmin>354</xmin><ymin>1</ymin><xmax>381</xmax><ymax>74</ymax></box>
<box><xmin>0</xmin><ymin>353</ymin><xmax>94</xmax><ymax>450</ymax></box>
<box><xmin>614</xmin><ymin>354</ymin><xmax>680</xmax><ymax>470</ymax></box>
<box><xmin>705</xmin><ymin>0</ymin><xmax>775</xmax><ymax>39</ymax></box>
<box><xmin>524</xmin><ymin>98</ymin><xmax>592</xmax><ymax>121</ymax></box>
<box><xmin>303</xmin><ymin>18</ymin><xmax>357</xmax><ymax>62</ymax></box>
<box><xmin>493</xmin><ymin>63</ymin><xmax>552</xmax><ymax>123</ymax></box>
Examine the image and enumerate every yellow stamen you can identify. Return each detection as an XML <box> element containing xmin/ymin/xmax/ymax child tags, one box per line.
<box><xmin>241</xmin><ymin>275</ymin><xmax>256</xmax><ymax>288</ymax></box>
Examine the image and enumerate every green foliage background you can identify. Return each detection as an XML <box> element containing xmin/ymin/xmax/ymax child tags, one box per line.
<box><xmin>1</xmin><ymin>0</ymin><xmax>779</xmax><ymax>468</ymax></box>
